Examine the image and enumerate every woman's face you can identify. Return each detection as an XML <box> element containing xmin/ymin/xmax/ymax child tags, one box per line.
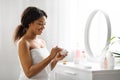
<box><xmin>29</xmin><ymin>16</ymin><xmax>46</xmax><ymax>35</ymax></box>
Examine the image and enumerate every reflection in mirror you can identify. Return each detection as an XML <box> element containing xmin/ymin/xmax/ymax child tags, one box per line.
<box><xmin>84</xmin><ymin>10</ymin><xmax>111</xmax><ymax>61</ymax></box>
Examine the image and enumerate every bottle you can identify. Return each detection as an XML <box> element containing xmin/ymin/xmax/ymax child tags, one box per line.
<box><xmin>101</xmin><ymin>51</ymin><xmax>114</xmax><ymax>70</ymax></box>
<box><xmin>103</xmin><ymin>57</ymin><xmax>108</xmax><ymax>69</ymax></box>
<box><xmin>74</xmin><ymin>43</ymin><xmax>80</xmax><ymax>64</ymax></box>
<box><xmin>81</xmin><ymin>50</ymin><xmax>86</xmax><ymax>62</ymax></box>
<box><xmin>106</xmin><ymin>51</ymin><xmax>114</xmax><ymax>69</ymax></box>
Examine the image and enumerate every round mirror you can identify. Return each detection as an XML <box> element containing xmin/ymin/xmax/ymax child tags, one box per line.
<box><xmin>84</xmin><ymin>10</ymin><xmax>111</xmax><ymax>60</ymax></box>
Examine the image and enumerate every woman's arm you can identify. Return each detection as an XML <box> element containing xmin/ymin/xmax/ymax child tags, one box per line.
<box><xmin>18</xmin><ymin>40</ymin><xmax>60</xmax><ymax>78</ymax></box>
<box><xmin>50</xmin><ymin>59</ymin><xmax>58</xmax><ymax>70</ymax></box>
<box><xmin>50</xmin><ymin>53</ymin><xmax>67</xmax><ymax>70</ymax></box>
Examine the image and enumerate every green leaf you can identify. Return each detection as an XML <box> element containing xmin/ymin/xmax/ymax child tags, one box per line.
<box><xmin>113</xmin><ymin>52</ymin><xmax>120</xmax><ymax>55</ymax></box>
<box><xmin>110</xmin><ymin>36</ymin><xmax>115</xmax><ymax>42</ymax></box>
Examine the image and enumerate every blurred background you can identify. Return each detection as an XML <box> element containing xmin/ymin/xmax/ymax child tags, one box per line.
<box><xmin>0</xmin><ymin>0</ymin><xmax>120</xmax><ymax>80</ymax></box>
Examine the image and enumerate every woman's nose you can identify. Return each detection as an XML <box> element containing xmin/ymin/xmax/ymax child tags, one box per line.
<box><xmin>41</xmin><ymin>25</ymin><xmax>45</xmax><ymax>29</ymax></box>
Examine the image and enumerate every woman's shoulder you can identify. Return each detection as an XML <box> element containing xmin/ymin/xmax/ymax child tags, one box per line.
<box><xmin>18</xmin><ymin>38</ymin><xmax>30</xmax><ymax>48</ymax></box>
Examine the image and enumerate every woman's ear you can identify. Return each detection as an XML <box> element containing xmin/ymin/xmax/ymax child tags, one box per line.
<box><xmin>28</xmin><ymin>23</ymin><xmax>32</xmax><ymax>27</ymax></box>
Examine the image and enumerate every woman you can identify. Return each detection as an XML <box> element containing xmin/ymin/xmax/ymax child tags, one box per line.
<box><xmin>13</xmin><ymin>6</ymin><xmax>67</xmax><ymax>80</ymax></box>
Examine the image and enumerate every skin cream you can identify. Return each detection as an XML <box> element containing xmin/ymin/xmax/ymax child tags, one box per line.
<box><xmin>60</xmin><ymin>49</ymin><xmax>68</xmax><ymax>56</ymax></box>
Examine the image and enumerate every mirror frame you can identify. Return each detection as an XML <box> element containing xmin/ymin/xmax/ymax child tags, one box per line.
<box><xmin>84</xmin><ymin>9</ymin><xmax>111</xmax><ymax>58</ymax></box>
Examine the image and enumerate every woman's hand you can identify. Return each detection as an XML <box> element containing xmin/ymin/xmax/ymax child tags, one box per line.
<box><xmin>50</xmin><ymin>48</ymin><xmax>68</xmax><ymax>70</ymax></box>
<box><xmin>49</xmin><ymin>46</ymin><xmax>62</xmax><ymax>60</ymax></box>
<box><xmin>54</xmin><ymin>50</ymin><xmax>68</xmax><ymax>62</ymax></box>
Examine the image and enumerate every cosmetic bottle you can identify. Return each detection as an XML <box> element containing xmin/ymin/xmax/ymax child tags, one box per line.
<box><xmin>103</xmin><ymin>57</ymin><xmax>108</xmax><ymax>69</ymax></box>
<box><xmin>73</xmin><ymin>43</ymin><xmax>80</xmax><ymax>64</ymax></box>
<box><xmin>101</xmin><ymin>51</ymin><xmax>114</xmax><ymax>69</ymax></box>
<box><xmin>106</xmin><ymin>51</ymin><xmax>114</xmax><ymax>69</ymax></box>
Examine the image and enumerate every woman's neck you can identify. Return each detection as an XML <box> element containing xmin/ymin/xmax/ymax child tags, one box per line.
<box><xmin>24</xmin><ymin>32</ymin><xmax>37</xmax><ymax>40</ymax></box>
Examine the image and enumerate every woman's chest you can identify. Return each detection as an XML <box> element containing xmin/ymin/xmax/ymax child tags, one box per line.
<box><xmin>29</xmin><ymin>40</ymin><xmax>45</xmax><ymax>49</ymax></box>
<box><xmin>30</xmin><ymin>48</ymin><xmax>49</xmax><ymax>63</ymax></box>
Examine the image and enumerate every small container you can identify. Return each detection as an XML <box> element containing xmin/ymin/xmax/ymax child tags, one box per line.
<box><xmin>60</xmin><ymin>49</ymin><xmax>68</xmax><ymax>56</ymax></box>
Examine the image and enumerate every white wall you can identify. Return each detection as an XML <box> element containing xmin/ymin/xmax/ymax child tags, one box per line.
<box><xmin>0</xmin><ymin>0</ymin><xmax>22</xmax><ymax>80</ymax></box>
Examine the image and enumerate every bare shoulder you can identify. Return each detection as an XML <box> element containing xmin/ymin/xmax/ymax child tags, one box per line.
<box><xmin>18</xmin><ymin>38</ymin><xmax>30</xmax><ymax>50</ymax></box>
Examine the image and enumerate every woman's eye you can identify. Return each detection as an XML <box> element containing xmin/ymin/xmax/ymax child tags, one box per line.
<box><xmin>38</xmin><ymin>23</ymin><xmax>42</xmax><ymax>25</ymax></box>
<box><xmin>38</xmin><ymin>23</ymin><xmax>46</xmax><ymax>25</ymax></box>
